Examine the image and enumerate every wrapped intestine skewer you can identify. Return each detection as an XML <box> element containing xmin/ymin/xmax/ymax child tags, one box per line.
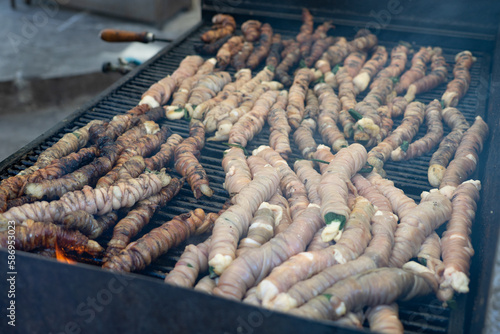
<box><xmin>242</xmin><ymin>287</ymin><xmax>260</xmax><ymax>306</ymax></box>
<box><xmin>296</xmin><ymin>8</ymin><xmax>314</xmax><ymax>57</ymax></box>
<box><xmin>19</xmin><ymin>119</ymin><xmax>104</xmax><ymax>179</ymax></box>
<box><xmin>442</xmin><ymin>50</ymin><xmax>476</xmax><ymax>107</ymax></box>
<box><xmin>306</xmin><ymin>227</ymin><xmax>333</xmax><ymax>251</ymax></box>
<box><xmin>267</xmin><ymin>90</ymin><xmax>291</xmax><ymax>159</ymax></box>
<box><xmin>294</xmin><ymin>160</ymin><xmax>322</xmax><ymax>205</ymax></box>
<box><xmin>324</xmin><ymin>30</ymin><xmax>377</xmax><ymax>70</ymax></box>
<box><xmin>164</xmin><ymin>237</ymin><xmax>212</xmax><ymax>288</ymax></box>
<box><xmin>319</xmin><ymin>31</ymin><xmax>378</xmax><ymax>87</ymax></box>
<box><xmin>183</xmin><ymin>72</ymin><xmax>232</xmax><ymax>118</ymax></box>
<box><xmin>314</xmin><ymin>83</ymin><xmax>348</xmax><ymax>152</ymax></box>
<box><xmin>265</xmin><ymin>33</ymin><xmax>282</xmax><ymax>69</ymax></box>
<box><xmin>353</xmin><ymin>46</ymin><xmax>388</xmax><ymax>93</ymax></box>
<box><xmin>0</xmin><ymin>219</ymin><xmax>103</xmax><ymax>256</ymax></box>
<box><xmin>269</xmin><ymin>192</ymin><xmax>292</xmax><ymax>235</ymax></box>
<box><xmin>25</xmin><ymin>119</ymin><xmax>162</xmax><ymax>199</ymax></box>
<box><xmin>213</xmin><ymin>81</ymin><xmax>283</xmax><ymax>140</ymax></box>
<box><xmin>211</xmin><ymin>152</ymin><xmax>321</xmax><ymax>300</ymax></box>
<box><xmin>405</xmin><ymin>48</ymin><xmax>448</xmax><ymax>102</ymax></box>
<box><xmin>438</xmin><ymin>180</ymin><xmax>481</xmax><ymax>301</ymax></box>
<box><xmin>194</xmin><ymin>275</ymin><xmax>218</xmax><ymax>294</ymax></box>
<box><xmin>208</xmin><ymin>156</ymin><xmax>279</xmax><ymax>275</ymax></box>
<box><xmin>291</xmin><ymin>266</ymin><xmax>436</xmax><ymax>321</ymax></box>
<box><xmin>365</xmin><ymin>172</ymin><xmax>416</xmax><ymax>219</ymax></box>
<box><xmin>439</xmin><ymin>116</ymin><xmax>488</xmax><ymax>197</ymax></box>
<box><xmin>315</xmin><ymin>37</ymin><xmax>347</xmax><ymax>85</ymax></box>
<box><xmin>213</xmin><ymin>203</ymin><xmax>323</xmax><ymax>301</ymax></box>
<box><xmin>342</xmin><ymin>51</ymin><xmax>367</xmax><ymax>82</ymax></box>
<box><xmin>202</xmin><ymin>90</ymin><xmax>243</xmax><ymax>134</ymax></box>
<box><xmin>94</xmin><ymin>125</ymin><xmax>170</xmax><ymax>189</ymax></box>
<box><xmin>352</xmin><ymin>77</ymin><xmax>394</xmax><ymax>145</ymax></box>
<box><xmin>253</xmin><ymin>146</ymin><xmax>309</xmax><ymax>219</ymax></box>
<box><xmin>24</xmin><ymin>122</ymin><xmax>158</xmax><ymax>199</ymax></box>
<box><xmin>311</xmin><ymin>21</ymin><xmax>334</xmax><ymax>42</ymax></box>
<box><xmin>428</xmin><ymin>107</ymin><xmax>470</xmax><ymax>187</ymax></box>
<box><xmin>312</xmin><ymin>144</ymin><xmax>336</xmax><ymax>174</ymax></box>
<box><xmin>391</xmin><ymin>99</ymin><xmax>443</xmax><ymax>162</ymax></box>
<box><xmin>370</xmin><ymin>43</ymin><xmax>410</xmax><ymax>89</ymax></box>
<box><xmin>193</xmin><ymin>69</ymin><xmax>252</xmax><ymax>120</ymax></box>
<box><xmin>195</xmin><ymin>35</ymin><xmax>232</xmax><ymax>55</ymax></box>
<box><xmin>257</xmin><ymin>196</ymin><xmax>374</xmax><ymax>306</ymax></box>
<box><xmin>174</xmin><ymin>120</ymin><xmax>213</xmax><ymax>199</ymax></box>
<box><xmin>228</xmin><ymin>90</ymin><xmax>278</xmax><ymax>147</ymax></box>
<box><xmin>1</xmin><ymin>170</ymin><xmax>170</xmax><ymax>226</ymax></box>
<box><xmin>236</xmin><ymin>202</ymin><xmax>280</xmax><ymax>256</ymax></box>
<box><xmin>269</xmin><ymin>174</ymin><xmax>398</xmax><ymax>311</ymax></box>
<box><xmin>293</xmin><ymin>118</ymin><xmax>318</xmax><ymax>159</ymax></box>
<box><xmin>319</xmin><ymin>144</ymin><xmax>367</xmax><ymax>242</ymax></box>
<box><xmin>347</xmin><ymin>29</ymin><xmax>378</xmax><ymax>53</ymax></box>
<box><xmin>305</xmin><ymin>36</ymin><xmax>336</xmax><ymax>68</ymax></box>
<box><xmin>222</xmin><ymin>147</ymin><xmax>251</xmax><ymax>198</ymax></box>
<box><xmin>166</xmin><ymin>58</ymin><xmax>217</xmax><ymax>114</ymax></box>
<box><xmin>276</xmin><ymin>42</ymin><xmax>301</xmax><ymax>86</ymax></box>
<box><xmin>241</xmin><ymin>20</ymin><xmax>261</xmax><ymax>42</ymax></box>
<box><xmin>24</xmin><ymin>146</ymin><xmax>99</xmax><ymax>186</ymax></box>
<box><xmin>0</xmin><ymin>121</ymin><xmax>104</xmax><ymax>212</ymax></box>
<box><xmin>61</xmin><ymin>210</ymin><xmax>118</xmax><ymax>240</ymax></box>
<box><xmin>336</xmin><ymin>67</ymin><xmax>357</xmax><ymax>137</ymax></box>
<box><xmin>103</xmin><ymin>208</ymin><xmax>207</xmax><ymax>272</ymax></box>
<box><xmin>304</xmin><ymin>88</ymin><xmax>320</xmax><ymax>119</ymax></box>
<box><xmin>287</xmin><ymin>68</ymin><xmax>317</xmax><ymax>129</ymax></box>
<box><xmin>394</xmin><ymin>46</ymin><xmax>434</xmax><ymax>95</ymax></box>
<box><xmin>367</xmin><ymin>101</ymin><xmax>426</xmax><ymax>175</ymax></box>
<box><xmin>281</xmin><ymin>39</ymin><xmax>296</xmax><ymax>58</ymax></box>
<box><xmin>204</xmin><ymin>72</ymin><xmax>277</xmax><ymax>136</ymax></box>
<box><xmin>140</xmin><ymin>55</ymin><xmax>204</xmax><ymax>108</ymax></box>
<box><xmin>144</xmin><ymin>134</ymin><xmax>184</xmax><ymax>171</ymax></box>
<box><xmin>417</xmin><ymin>232</ymin><xmax>444</xmax><ymax>275</ymax></box>
<box><xmin>321</xmin><ymin>37</ymin><xmax>349</xmax><ymax>68</ymax></box>
<box><xmin>103</xmin><ymin>177</ymin><xmax>183</xmax><ymax>260</ymax></box>
<box><xmin>216</xmin><ymin>36</ymin><xmax>244</xmax><ymax>69</ymax></box>
<box><xmin>388</xmin><ymin>189</ymin><xmax>452</xmax><ymax>268</ymax></box>
<box><xmin>334</xmin><ymin>312</ymin><xmax>365</xmax><ymax>329</ymax></box>
<box><xmin>201</xmin><ymin>14</ymin><xmax>236</xmax><ymax>43</ymax></box>
<box><xmin>246</xmin><ymin>23</ymin><xmax>273</xmax><ymax>69</ymax></box>
<box><xmin>366</xmin><ymin>304</ymin><xmax>404</xmax><ymax>334</ymax></box>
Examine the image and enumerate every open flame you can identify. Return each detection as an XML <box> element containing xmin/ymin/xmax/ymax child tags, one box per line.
<box><xmin>55</xmin><ymin>244</ymin><xmax>76</xmax><ymax>264</ymax></box>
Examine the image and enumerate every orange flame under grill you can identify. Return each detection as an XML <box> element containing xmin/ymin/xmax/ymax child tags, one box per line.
<box><xmin>55</xmin><ymin>244</ymin><xmax>76</xmax><ymax>264</ymax></box>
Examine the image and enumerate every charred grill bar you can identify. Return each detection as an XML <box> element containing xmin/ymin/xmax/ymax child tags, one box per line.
<box><xmin>0</xmin><ymin>1</ymin><xmax>499</xmax><ymax>333</ymax></box>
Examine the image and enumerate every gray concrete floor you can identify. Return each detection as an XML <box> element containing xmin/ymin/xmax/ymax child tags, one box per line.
<box><xmin>0</xmin><ymin>0</ymin><xmax>201</xmax><ymax>162</ymax></box>
<box><xmin>0</xmin><ymin>0</ymin><xmax>200</xmax><ymax>81</ymax></box>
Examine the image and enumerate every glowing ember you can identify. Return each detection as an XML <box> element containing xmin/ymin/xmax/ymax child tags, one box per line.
<box><xmin>55</xmin><ymin>244</ymin><xmax>76</xmax><ymax>264</ymax></box>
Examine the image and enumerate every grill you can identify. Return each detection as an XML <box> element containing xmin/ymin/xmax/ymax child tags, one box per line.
<box><xmin>1</xmin><ymin>1</ymin><xmax>499</xmax><ymax>333</ymax></box>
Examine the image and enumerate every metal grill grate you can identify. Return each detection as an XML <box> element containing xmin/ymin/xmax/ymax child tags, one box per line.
<box><xmin>0</xmin><ymin>21</ymin><xmax>492</xmax><ymax>334</ymax></box>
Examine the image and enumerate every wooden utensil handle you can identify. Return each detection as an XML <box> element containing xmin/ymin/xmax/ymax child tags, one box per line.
<box><xmin>100</xmin><ymin>29</ymin><xmax>151</xmax><ymax>43</ymax></box>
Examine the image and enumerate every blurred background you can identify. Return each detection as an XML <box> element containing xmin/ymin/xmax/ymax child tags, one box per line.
<box><xmin>0</xmin><ymin>0</ymin><xmax>201</xmax><ymax>161</ymax></box>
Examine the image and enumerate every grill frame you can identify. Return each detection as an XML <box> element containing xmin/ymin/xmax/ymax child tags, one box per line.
<box><xmin>0</xmin><ymin>3</ymin><xmax>499</xmax><ymax>333</ymax></box>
